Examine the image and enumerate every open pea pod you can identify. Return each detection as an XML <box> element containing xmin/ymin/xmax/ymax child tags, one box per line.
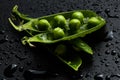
<box><xmin>56</xmin><ymin>54</ymin><xmax>82</xmax><ymax>71</ymax></box>
<box><xmin>9</xmin><ymin>5</ymin><xmax>106</xmax><ymax>37</ymax></box>
<box><xmin>9</xmin><ymin>5</ymin><xmax>106</xmax><ymax>71</ymax></box>
<box><xmin>47</xmin><ymin>44</ymin><xmax>82</xmax><ymax>71</ymax></box>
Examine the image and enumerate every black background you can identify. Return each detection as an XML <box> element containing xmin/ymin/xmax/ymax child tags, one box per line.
<box><xmin>0</xmin><ymin>0</ymin><xmax>120</xmax><ymax>80</ymax></box>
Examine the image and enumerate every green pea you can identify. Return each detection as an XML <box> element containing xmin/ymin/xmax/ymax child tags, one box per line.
<box><xmin>53</xmin><ymin>27</ymin><xmax>65</xmax><ymax>39</ymax></box>
<box><xmin>38</xmin><ymin>19</ymin><xmax>51</xmax><ymax>31</ymax></box>
<box><xmin>55</xmin><ymin>44</ymin><xmax>66</xmax><ymax>55</ymax></box>
<box><xmin>88</xmin><ymin>17</ymin><xmax>101</xmax><ymax>27</ymax></box>
<box><xmin>69</xmin><ymin>19</ymin><xmax>81</xmax><ymax>32</ymax></box>
<box><xmin>72</xmin><ymin>12</ymin><xmax>84</xmax><ymax>22</ymax></box>
<box><xmin>53</xmin><ymin>15</ymin><xmax>67</xmax><ymax>27</ymax></box>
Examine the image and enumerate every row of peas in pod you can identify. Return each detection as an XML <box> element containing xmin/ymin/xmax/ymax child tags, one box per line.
<box><xmin>33</xmin><ymin>11</ymin><xmax>101</xmax><ymax>40</ymax></box>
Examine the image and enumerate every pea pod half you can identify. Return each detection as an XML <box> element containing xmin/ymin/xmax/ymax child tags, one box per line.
<box><xmin>8</xmin><ymin>5</ymin><xmax>106</xmax><ymax>71</ymax></box>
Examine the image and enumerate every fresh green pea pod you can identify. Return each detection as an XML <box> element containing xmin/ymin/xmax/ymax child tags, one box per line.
<box><xmin>9</xmin><ymin>5</ymin><xmax>106</xmax><ymax>71</ymax></box>
<box><xmin>9</xmin><ymin>5</ymin><xmax>106</xmax><ymax>36</ymax></box>
<box><xmin>56</xmin><ymin>53</ymin><xmax>82</xmax><ymax>71</ymax></box>
<box><xmin>56</xmin><ymin>45</ymin><xmax>82</xmax><ymax>71</ymax></box>
<box><xmin>48</xmin><ymin>44</ymin><xmax>82</xmax><ymax>71</ymax></box>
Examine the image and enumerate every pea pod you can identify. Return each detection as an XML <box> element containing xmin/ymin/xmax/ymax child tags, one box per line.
<box><xmin>8</xmin><ymin>5</ymin><xmax>106</xmax><ymax>71</ymax></box>
<box><xmin>52</xmin><ymin>44</ymin><xmax>82</xmax><ymax>71</ymax></box>
<box><xmin>71</xmin><ymin>38</ymin><xmax>93</xmax><ymax>55</ymax></box>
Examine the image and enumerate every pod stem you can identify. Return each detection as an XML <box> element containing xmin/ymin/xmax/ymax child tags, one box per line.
<box><xmin>8</xmin><ymin>18</ymin><xmax>22</xmax><ymax>31</ymax></box>
<box><xmin>12</xmin><ymin>5</ymin><xmax>33</xmax><ymax>21</ymax></box>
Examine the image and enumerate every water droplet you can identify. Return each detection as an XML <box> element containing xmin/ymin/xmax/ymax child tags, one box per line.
<box><xmin>105</xmin><ymin>75</ymin><xmax>110</xmax><ymax>80</ymax></box>
<box><xmin>105</xmin><ymin>8</ymin><xmax>110</xmax><ymax>13</ymax></box>
<box><xmin>15</xmin><ymin>55</ymin><xmax>27</xmax><ymax>61</ymax></box>
<box><xmin>105</xmin><ymin>63</ymin><xmax>110</xmax><ymax>67</ymax></box>
<box><xmin>105</xmin><ymin>50</ymin><xmax>110</xmax><ymax>54</ymax></box>
<box><xmin>51</xmin><ymin>73</ymin><xmax>59</xmax><ymax>77</ymax></box>
<box><xmin>115</xmin><ymin>59</ymin><xmax>119</xmax><ymax>64</ymax></box>
<box><xmin>23</xmin><ymin>69</ymin><xmax>48</xmax><ymax>79</ymax></box>
<box><xmin>100</xmin><ymin>60</ymin><xmax>105</xmax><ymax>63</ymax></box>
<box><xmin>104</xmin><ymin>31</ymin><xmax>114</xmax><ymax>41</ymax></box>
<box><xmin>106</xmin><ymin>42</ymin><xmax>112</xmax><ymax>47</ymax></box>
<box><xmin>106</xmin><ymin>74</ymin><xmax>120</xmax><ymax>80</ymax></box>
<box><xmin>0</xmin><ymin>30</ymin><xmax>5</xmax><ymax>34</ymax></box>
<box><xmin>94</xmin><ymin>73</ymin><xmax>104</xmax><ymax>80</ymax></box>
<box><xmin>4</xmin><ymin>35</ymin><xmax>9</xmax><ymax>41</ymax></box>
<box><xmin>4</xmin><ymin>64</ymin><xmax>18</xmax><ymax>77</ymax></box>
<box><xmin>111</xmin><ymin>50</ymin><xmax>117</xmax><ymax>55</ymax></box>
<box><xmin>19</xmin><ymin>66</ymin><xmax>24</xmax><ymax>72</ymax></box>
<box><xmin>105</xmin><ymin>8</ymin><xmax>119</xmax><ymax>18</ymax></box>
<box><xmin>0</xmin><ymin>57</ymin><xmax>4</xmax><ymax>60</ymax></box>
<box><xmin>79</xmin><ymin>74</ymin><xmax>84</xmax><ymax>78</ymax></box>
<box><xmin>26</xmin><ymin>61</ymin><xmax>32</xmax><ymax>65</ymax></box>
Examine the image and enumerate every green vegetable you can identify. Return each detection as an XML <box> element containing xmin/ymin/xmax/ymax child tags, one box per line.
<box><xmin>71</xmin><ymin>11</ymin><xmax>84</xmax><ymax>22</ymax></box>
<box><xmin>53</xmin><ymin>15</ymin><xmax>66</xmax><ymax>27</ymax></box>
<box><xmin>69</xmin><ymin>19</ymin><xmax>81</xmax><ymax>34</ymax></box>
<box><xmin>88</xmin><ymin>17</ymin><xmax>101</xmax><ymax>28</ymax></box>
<box><xmin>38</xmin><ymin>19</ymin><xmax>51</xmax><ymax>31</ymax></box>
<box><xmin>53</xmin><ymin>27</ymin><xmax>65</xmax><ymax>39</ymax></box>
<box><xmin>8</xmin><ymin>5</ymin><xmax>106</xmax><ymax>71</ymax></box>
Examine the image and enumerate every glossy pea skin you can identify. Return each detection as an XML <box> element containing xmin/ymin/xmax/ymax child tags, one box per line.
<box><xmin>53</xmin><ymin>27</ymin><xmax>65</xmax><ymax>39</ymax></box>
<box><xmin>38</xmin><ymin>19</ymin><xmax>51</xmax><ymax>31</ymax></box>
<box><xmin>71</xmin><ymin>12</ymin><xmax>84</xmax><ymax>22</ymax></box>
<box><xmin>88</xmin><ymin>17</ymin><xmax>101</xmax><ymax>28</ymax></box>
<box><xmin>69</xmin><ymin>19</ymin><xmax>81</xmax><ymax>33</ymax></box>
<box><xmin>53</xmin><ymin>15</ymin><xmax>67</xmax><ymax>28</ymax></box>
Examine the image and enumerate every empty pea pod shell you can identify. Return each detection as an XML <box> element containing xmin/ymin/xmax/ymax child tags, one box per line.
<box><xmin>8</xmin><ymin>5</ymin><xmax>106</xmax><ymax>71</ymax></box>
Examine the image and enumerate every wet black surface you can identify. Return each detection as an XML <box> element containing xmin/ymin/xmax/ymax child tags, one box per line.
<box><xmin>0</xmin><ymin>0</ymin><xmax>120</xmax><ymax>80</ymax></box>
